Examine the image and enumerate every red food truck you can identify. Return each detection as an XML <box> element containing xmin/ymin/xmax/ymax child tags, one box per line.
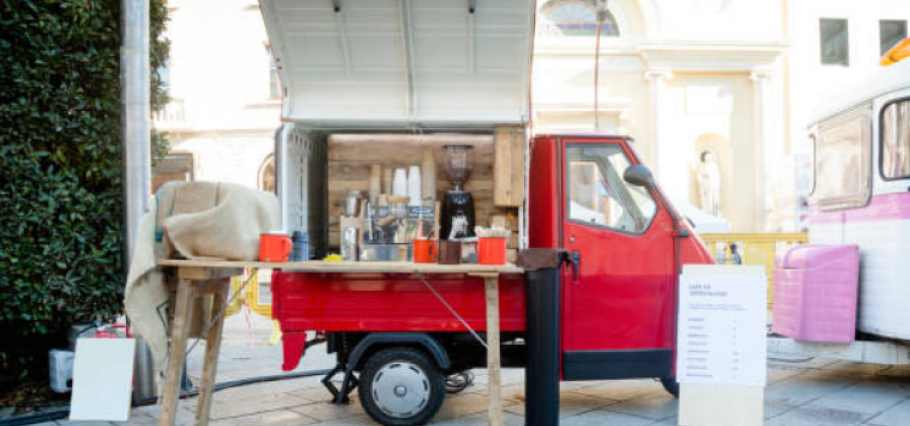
<box><xmin>258</xmin><ymin>1</ymin><xmax>714</xmax><ymax>425</ymax></box>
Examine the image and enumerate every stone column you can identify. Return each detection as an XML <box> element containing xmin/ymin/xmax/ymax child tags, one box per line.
<box><xmin>750</xmin><ymin>70</ymin><xmax>774</xmax><ymax>232</ymax></box>
<box><xmin>645</xmin><ymin>69</ymin><xmax>674</xmax><ymax>182</ymax></box>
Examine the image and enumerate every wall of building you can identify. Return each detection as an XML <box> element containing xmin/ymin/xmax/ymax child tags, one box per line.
<box><xmin>154</xmin><ymin>0</ymin><xmax>280</xmax><ymax>189</ymax></box>
<box><xmin>788</xmin><ymin>1</ymin><xmax>910</xmax><ymax>230</ymax></box>
<box><xmin>155</xmin><ymin>0</ymin><xmax>910</xmax><ymax>232</ymax></box>
<box><xmin>532</xmin><ymin>0</ymin><xmax>787</xmax><ymax>232</ymax></box>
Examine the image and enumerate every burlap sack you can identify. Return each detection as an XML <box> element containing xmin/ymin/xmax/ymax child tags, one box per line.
<box><xmin>124</xmin><ymin>182</ymin><xmax>279</xmax><ymax>374</ymax></box>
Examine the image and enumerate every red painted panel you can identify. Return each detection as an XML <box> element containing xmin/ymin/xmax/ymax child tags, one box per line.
<box><xmin>528</xmin><ymin>135</ymin><xmax>560</xmax><ymax>249</ymax></box>
<box><xmin>273</xmin><ymin>272</ymin><xmax>526</xmax><ymax>333</ymax></box>
<box><xmin>558</xmin><ymin>136</ymin><xmax>677</xmax><ymax>352</ymax></box>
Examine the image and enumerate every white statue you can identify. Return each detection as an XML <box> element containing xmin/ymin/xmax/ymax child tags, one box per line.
<box><xmin>697</xmin><ymin>150</ymin><xmax>722</xmax><ymax>216</ymax></box>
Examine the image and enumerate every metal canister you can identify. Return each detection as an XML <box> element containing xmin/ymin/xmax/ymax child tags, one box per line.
<box><xmin>342</xmin><ymin>227</ymin><xmax>358</xmax><ymax>261</ymax></box>
<box><xmin>289</xmin><ymin>231</ymin><xmax>309</xmax><ymax>261</ymax></box>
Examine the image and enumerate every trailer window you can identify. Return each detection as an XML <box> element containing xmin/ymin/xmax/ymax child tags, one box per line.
<box><xmin>566</xmin><ymin>144</ymin><xmax>657</xmax><ymax>234</ymax></box>
<box><xmin>882</xmin><ymin>100</ymin><xmax>910</xmax><ymax>180</ymax></box>
<box><xmin>814</xmin><ymin>108</ymin><xmax>872</xmax><ymax>210</ymax></box>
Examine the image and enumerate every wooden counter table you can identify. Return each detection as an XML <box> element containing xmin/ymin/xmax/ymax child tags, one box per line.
<box><xmin>156</xmin><ymin>259</ymin><xmax>523</xmax><ymax>426</ymax></box>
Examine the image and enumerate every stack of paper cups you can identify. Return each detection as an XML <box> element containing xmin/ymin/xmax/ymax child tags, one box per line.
<box><xmin>407</xmin><ymin>166</ymin><xmax>421</xmax><ymax>206</ymax></box>
<box><xmin>393</xmin><ymin>168</ymin><xmax>408</xmax><ymax>197</ymax></box>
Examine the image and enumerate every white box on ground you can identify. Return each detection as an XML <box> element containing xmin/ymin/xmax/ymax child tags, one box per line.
<box><xmin>69</xmin><ymin>338</ymin><xmax>136</xmax><ymax>422</ymax></box>
<box><xmin>677</xmin><ymin>265</ymin><xmax>766</xmax><ymax>426</ymax></box>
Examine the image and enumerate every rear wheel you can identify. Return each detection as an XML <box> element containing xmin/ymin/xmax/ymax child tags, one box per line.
<box><xmin>660</xmin><ymin>376</ymin><xmax>679</xmax><ymax>398</ymax></box>
<box><xmin>358</xmin><ymin>348</ymin><xmax>446</xmax><ymax>426</ymax></box>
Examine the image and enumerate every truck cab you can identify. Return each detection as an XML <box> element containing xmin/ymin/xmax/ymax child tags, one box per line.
<box><xmin>529</xmin><ymin>134</ymin><xmax>712</xmax><ymax>381</ymax></box>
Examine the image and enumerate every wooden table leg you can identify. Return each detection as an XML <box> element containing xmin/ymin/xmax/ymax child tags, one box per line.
<box><xmin>483</xmin><ymin>274</ymin><xmax>503</xmax><ymax>426</ymax></box>
<box><xmin>159</xmin><ymin>279</ymin><xmax>197</xmax><ymax>426</ymax></box>
<box><xmin>194</xmin><ymin>281</ymin><xmax>229</xmax><ymax>426</ymax></box>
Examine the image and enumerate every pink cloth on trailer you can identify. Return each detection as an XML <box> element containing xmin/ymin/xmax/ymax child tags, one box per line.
<box><xmin>772</xmin><ymin>244</ymin><xmax>860</xmax><ymax>343</ymax></box>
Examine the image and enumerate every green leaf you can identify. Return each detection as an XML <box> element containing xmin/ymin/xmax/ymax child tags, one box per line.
<box><xmin>0</xmin><ymin>0</ymin><xmax>170</xmax><ymax>381</ymax></box>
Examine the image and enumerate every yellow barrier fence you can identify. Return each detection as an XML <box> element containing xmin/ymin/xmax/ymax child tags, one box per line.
<box><xmin>699</xmin><ymin>232</ymin><xmax>808</xmax><ymax>310</ymax></box>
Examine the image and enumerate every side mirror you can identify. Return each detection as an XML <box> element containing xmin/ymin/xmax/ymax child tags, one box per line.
<box><xmin>623</xmin><ymin>164</ymin><xmax>653</xmax><ymax>188</ymax></box>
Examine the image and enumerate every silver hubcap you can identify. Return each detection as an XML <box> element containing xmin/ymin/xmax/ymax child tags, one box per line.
<box><xmin>371</xmin><ymin>361</ymin><xmax>431</xmax><ymax>419</ymax></box>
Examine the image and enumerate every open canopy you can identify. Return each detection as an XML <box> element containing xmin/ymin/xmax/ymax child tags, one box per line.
<box><xmin>260</xmin><ymin>0</ymin><xmax>536</xmax><ymax>130</ymax></box>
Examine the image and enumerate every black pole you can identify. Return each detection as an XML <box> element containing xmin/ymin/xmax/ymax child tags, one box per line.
<box><xmin>525</xmin><ymin>260</ymin><xmax>562</xmax><ymax>426</ymax></box>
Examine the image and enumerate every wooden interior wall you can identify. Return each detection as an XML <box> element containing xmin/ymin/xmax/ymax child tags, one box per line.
<box><xmin>326</xmin><ymin>133</ymin><xmax>519</xmax><ymax>249</ymax></box>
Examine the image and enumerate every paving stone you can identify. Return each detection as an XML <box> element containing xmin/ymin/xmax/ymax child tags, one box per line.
<box><xmin>429</xmin><ymin>411</ymin><xmax>525</xmax><ymax>426</ymax></box>
<box><xmin>765</xmin><ymin>399</ymin><xmax>795</xmax><ymax>419</ymax></box>
<box><xmin>194</xmin><ymin>393</ymin><xmax>310</xmax><ymax>420</ymax></box>
<box><xmin>864</xmin><ymin>398</ymin><xmax>910</xmax><ymax>426</ymax></box>
<box><xmin>558</xmin><ymin>409</ymin><xmax>655</xmax><ymax>426</ymax></box>
<box><xmin>126</xmin><ymin>405</ymin><xmax>197</xmax><ymax>424</ymax></box>
<box><xmin>875</xmin><ymin>366</ymin><xmax>910</xmax><ymax>379</ymax></box>
<box><xmin>766</xmin><ymin>406</ymin><xmax>868</xmax><ymax>426</ymax></box>
<box><xmin>768</xmin><ymin>365</ymin><xmax>812</xmax><ymax>383</ymax></box>
<box><xmin>819</xmin><ymin>362</ymin><xmax>892</xmax><ymax>375</ymax></box>
<box><xmin>806</xmin><ymin>382</ymin><xmax>910</xmax><ymax>416</ymax></box>
<box><xmin>288</xmin><ymin>400</ymin><xmax>366</xmax><ymax>421</ymax></box>
<box><xmin>646</xmin><ymin>419</ymin><xmax>678</xmax><ymax>426</ymax></box>
<box><xmin>434</xmin><ymin>392</ymin><xmax>520</xmax><ymax>421</ymax></box>
<box><xmin>290</xmin><ymin>385</ymin><xmax>341</xmax><ymax>403</ymax></box>
<box><xmin>307</xmin><ymin>413</ymin><xmax>377</xmax><ymax>425</ymax></box>
<box><xmin>557</xmin><ymin>380</ymin><xmax>602</xmax><ymax>391</ymax></box>
<box><xmin>572</xmin><ymin>379</ymin><xmax>663</xmax><ymax>402</ymax></box>
<box><xmin>213</xmin><ymin>376</ymin><xmax>326</xmax><ymax>402</ymax></box>
<box><xmin>471</xmin><ymin>369</ymin><xmax>527</xmax><ymax>387</ymax></box>
<box><xmin>209</xmin><ymin>408</ymin><xmax>318</xmax><ymax>426</ymax></box>
<box><xmin>113</xmin><ymin>410</ymin><xmax>158</xmax><ymax>425</ymax></box>
<box><xmin>465</xmin><ymin>384</ymin><xmax>525</xmax><ymax>402</ymax></box>
<box><xmin>603</xmin><ymin>393</ymin><xmax>678</xmax><ymax>420</ymax></box>
<box><xmin>503</xmin><ymin>390</ymin><xmax>617</xmax><ymax>417</ymax></box>
<box><xmin>766</xmin><ymin>375</ymin><xmax>854</xmax><ymax>407</ymax></box>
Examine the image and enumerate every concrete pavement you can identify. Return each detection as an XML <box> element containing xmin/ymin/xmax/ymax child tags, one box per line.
<box><xmin>45</xmin><ymin>311</ymin><xmax>910</xmax><ymax>426</ymax></box>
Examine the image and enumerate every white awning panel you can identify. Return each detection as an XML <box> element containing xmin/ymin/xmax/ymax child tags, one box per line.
<box><xmin>260</xmin><ymin>0</ymin><xmax>535</xmax><ymax>129</ymax></box>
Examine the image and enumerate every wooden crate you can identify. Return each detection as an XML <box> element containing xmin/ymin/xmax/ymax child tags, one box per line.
<box><xmin>493</xmin><ymin>125</ymin><xmax>525</xmax><ymax>207</ymax></box>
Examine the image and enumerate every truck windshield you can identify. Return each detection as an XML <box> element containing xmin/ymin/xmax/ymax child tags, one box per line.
<box><xmin>566</xmin><ymin>144</ymin><xmax>657</xmax><ymax>234</ymax></box>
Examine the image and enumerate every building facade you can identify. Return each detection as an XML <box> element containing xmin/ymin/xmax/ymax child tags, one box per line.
<box><xmin>154</xmin><ymin>0</ymin><xmax>910</xmax><ymax>232</ymax></box>
<box><xmin>788</xmin><ymin>0</ymin><xmax>910</xmax><ymax>230</ymax></box>
<box><xmin>153</xmin><ymin>0</ymin><xmax>279</xmax><ymax>192</ymax></box>
<box><xmin>533</xmin><ymin>0</ymin><xmax>789</xmax><ymax>232</ymax></box>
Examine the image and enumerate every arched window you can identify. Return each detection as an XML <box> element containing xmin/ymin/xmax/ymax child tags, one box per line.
<box><xmin>538</xmin><ymin>0</ymin><xmax>620</xmax><ymax>38</ymax></box>
<box><xmin>258</xmin><ymin>154</ymin><xmax>275</xmax><ymax>193</ymax></box>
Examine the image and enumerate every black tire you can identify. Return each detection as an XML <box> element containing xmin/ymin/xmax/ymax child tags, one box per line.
<box><xmin>358</xmin><ymin>348</ymin><xmax>446</xmax><ymax>426</ymax></box>
<box><xmin>660</xmin><ymin>376</ymin><xmax>679</xmax><ymax>398</ymax></box>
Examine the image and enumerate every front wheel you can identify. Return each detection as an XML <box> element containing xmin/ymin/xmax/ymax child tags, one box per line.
<box><xmin>660</xmin><ymin>376</ymin><xmax>679</xmax><ymax>398</ymax></box>
<box><xmin>358</xmin><ymin>348</ymin><xmax>446</xmax><ymax>426</ymax></box>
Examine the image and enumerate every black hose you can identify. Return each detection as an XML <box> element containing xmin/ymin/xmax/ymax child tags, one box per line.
<box><xmin>0</xmin><ymin>369</ymin><xmax>331</xmax><ymax>426</ymax></box>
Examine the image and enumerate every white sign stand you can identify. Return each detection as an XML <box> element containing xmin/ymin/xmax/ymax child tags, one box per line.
<box><xmin>677</xmin><ymin>265</ymin><xmax>767</xmax><ymax>426</ymax></box>
<box><xmin>70</xmin><ymin>338</ymin><xmax>136</xmax><ymax>422</ymax></box>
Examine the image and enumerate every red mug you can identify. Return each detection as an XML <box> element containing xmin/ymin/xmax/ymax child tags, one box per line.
<box><xmin>259</xmin><ymin>232</ymin><xmax>292</xmax><ymax>262</ymax></box>
<box><xmin>413</xmin><ymin>239</ymin><xmax>438</xmax><ymax>263</ymax></box>
<box><xmin>476</xmin><ymin>237</ymin><xmax>507</xmax><ymax>265</ymax></box>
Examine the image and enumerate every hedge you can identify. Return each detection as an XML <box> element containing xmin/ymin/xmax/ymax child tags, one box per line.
<box><xmin>0</xmin><ymin>0</ymin><xmax>169</xmax><ymax>381</ymax></box>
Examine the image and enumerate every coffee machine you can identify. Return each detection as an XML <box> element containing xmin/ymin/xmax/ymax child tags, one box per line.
<box><xmin>440</xmin><ymin>145</ymin><xmax>476</xmax><ymax>239</ymax></box>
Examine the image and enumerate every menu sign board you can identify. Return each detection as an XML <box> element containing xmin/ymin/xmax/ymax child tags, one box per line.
<box><xmin>677</xmin><ymin>265</ymin><xmax>767</xmax><ymax>387</ymax></box>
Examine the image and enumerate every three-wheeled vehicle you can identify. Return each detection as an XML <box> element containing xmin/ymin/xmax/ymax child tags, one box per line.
<box><xmin>258</xmin><ymin>1</ymin><xmax>713</xmax><ymax>424</ymax></box>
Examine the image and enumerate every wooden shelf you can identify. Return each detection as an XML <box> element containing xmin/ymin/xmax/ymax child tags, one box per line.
<box><xmin>158</xmin><ymin>259</ymin><xmax>523</xmax><ymax>275</ymax></box>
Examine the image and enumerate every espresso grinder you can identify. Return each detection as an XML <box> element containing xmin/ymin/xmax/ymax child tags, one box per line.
<box><xmin>440</xmin><ymin>144</ymin><xmax>476</xmax><ymax>240</ymax></box>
